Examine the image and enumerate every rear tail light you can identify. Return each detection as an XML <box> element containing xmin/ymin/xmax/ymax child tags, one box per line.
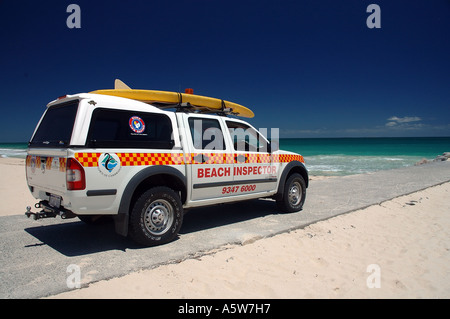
<box><xmin>66</xmin><ymin>158</ymin><xmax>86</xmax><ymax>190</ymax></box>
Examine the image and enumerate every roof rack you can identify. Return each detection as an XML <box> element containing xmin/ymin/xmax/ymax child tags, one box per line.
<box><xmin>152</xmin><ymin>102</ymin><xmax>238</xmax><ymax>117</ymax></box>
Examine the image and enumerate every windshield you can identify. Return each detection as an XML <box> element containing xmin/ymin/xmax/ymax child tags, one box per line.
<box><xmin>29</xmin><ymin>101</ymin><xmax>79</xmax><ymax>147</ymax></box>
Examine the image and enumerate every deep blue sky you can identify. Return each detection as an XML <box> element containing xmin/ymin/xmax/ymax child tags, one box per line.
<box><xmin>1</xmin><ymin>0</ymin><xmax>449</xmax><ymax>142</ymax></box>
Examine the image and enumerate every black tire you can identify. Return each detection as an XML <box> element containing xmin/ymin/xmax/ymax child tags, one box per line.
<box><xmin>129</xmin><ymin>186</ymin><xmax>183</xmax><ymax>246</ymax></box>
<box><xmin>276</xmin><ymin>173</ymin><xmax>306</xmax><ymax>213</ymax></box>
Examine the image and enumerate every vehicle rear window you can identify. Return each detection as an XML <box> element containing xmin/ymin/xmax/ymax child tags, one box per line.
<box><xmin>86</xmin><ymin>108</ymin><xmax>174</xmax><ymax>149</ymax></box>
<box><xmin>30</xmin><ymin>101</ymin><xmax>79</xmax><ymax>147</ymax></box>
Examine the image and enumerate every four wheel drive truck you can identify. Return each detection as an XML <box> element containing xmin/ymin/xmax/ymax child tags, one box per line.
<box><xmin>25</xmin><ymin>91</ymin><xmax>308</xmax><ymax>246</ymax></box>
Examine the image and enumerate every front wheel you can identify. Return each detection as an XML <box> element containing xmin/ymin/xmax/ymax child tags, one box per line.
<box><xmin>276</xmin><ymin>173</ymin><xmax>306</xmax><ymax>213</ymax></box>
<box><xmin>129</xmin><ymin>186</ymin><xmax>183</xmax><ymax>246</ymax></box>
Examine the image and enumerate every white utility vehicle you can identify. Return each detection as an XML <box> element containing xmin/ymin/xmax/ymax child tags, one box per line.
<box><xmin>25</xmin><ymin>83</ymin><xmax>308</xmax><ymax>246</ymax></box>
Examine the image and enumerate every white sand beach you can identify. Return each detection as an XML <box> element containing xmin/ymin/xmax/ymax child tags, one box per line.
<box><xmin>0</xmin><ymin>158</ymin><xmax>36</xmax><ymax>217</ymax></box>
<box><xmin>49</xmin><ymin>182</ymin><xmax>450</xmax><ymax>299</ymax></box>
<box><xmin>1</xmin><ymin>158</ymin><xmax>449</xmax><ymax>298</ymax></box>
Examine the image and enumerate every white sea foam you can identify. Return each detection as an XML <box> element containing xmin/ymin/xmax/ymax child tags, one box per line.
<box><xmin>304</xmin><ymin>155</ymin><xmax>425</xmax><ymax>176</ymax></box>
<box><xmin>0</xmin><ymin>148</ymin><xmax>27</xmax><ymax>158</ymax></box>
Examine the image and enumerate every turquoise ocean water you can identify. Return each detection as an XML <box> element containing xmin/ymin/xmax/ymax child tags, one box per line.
<box><xmin>1</xmin><ymin>137</ymin><xmax>449</xmax><ymax>176</ymax></box>
<box><xmin>280</xmin><ymin>137</ymin><xmax>450</xmax><ymax>176</ymax></box>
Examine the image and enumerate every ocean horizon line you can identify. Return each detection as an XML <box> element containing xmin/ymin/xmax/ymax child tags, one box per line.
<box><xmin>1</xmin><ymin>136</ymin><xmax>450</xmax><ymax>144</ymax></box>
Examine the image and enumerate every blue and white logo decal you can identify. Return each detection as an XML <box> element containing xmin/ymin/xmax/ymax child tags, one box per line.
<box><xmin>129</xmin><ymin>116</ymin><xmax>145</xmax><ymax>134</ymax></box>
<box><xmin>98</xmin><ymin>153</ymin><xmax>121</xmax><ymax>177</ymax></box>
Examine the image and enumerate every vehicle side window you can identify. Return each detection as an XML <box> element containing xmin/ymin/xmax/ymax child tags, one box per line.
<box><xmin>226</xmin><ymin>120</ymin><xmax>267</xmax><ymax>152</ymax></box>
<box><xmin>87</xmin><ymin>108</ymin><xmax>174</xmax><ymax>149</ymax></box>
<box><xmin>188</xmin><ymin>117</ymin><xmax>225</xmax><ymax>150</ymax></box>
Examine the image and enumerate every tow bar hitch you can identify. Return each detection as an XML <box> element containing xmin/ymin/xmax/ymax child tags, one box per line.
<box><xmin>25</xmin><ymin>202</ymin><xmax>75</xmax><ymax>220</ymax></box>
<box><xmin>25</xmin><ymin>206</ymin><xmax>57</xmax><ymax>220</ymax></box>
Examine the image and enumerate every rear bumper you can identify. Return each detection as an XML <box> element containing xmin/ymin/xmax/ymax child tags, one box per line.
<box><xmin>28</xmin><ymin>185</ymin><xmax>119</xmax><ymax>216</ymax></box>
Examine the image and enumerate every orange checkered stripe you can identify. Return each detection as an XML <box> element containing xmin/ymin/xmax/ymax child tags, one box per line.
<box><xmin>59</xmin><ymin>158</ymin><xmax>67</xmax><ymax>172</ymax></box>
<box><xmin>75</xmin><ymin>153</ymin><xmax>102</xmax><ymax>167</ymax></box>
<box><xmin>119</xmin><ymin>153</ymin><xmax>185</xmax><ymax>166</ymax></box>
<box><xmin>276</xmin><ymin>154</ymin><xmax>305</xmax><ymax>164</ymax></box>
<box><xmin>74</xmin><ymin>152</ymin><xmax>304</xmax><ymax>167</ymax></box>
<box><xmin>74</xmin><ymin>152</ymin><xmax>186</xmax><ymax>167</ymax></box>
<box><xmin>234</xmin><ymin>153</ymin><xmax>304</xmax><ymax>164</ymax></box>
<box><xmin>45</xmin><ymin>157</ymin><xmax>52</xmax><ymax>170</ymax></box>
<box><xmin>26</xmin><ymin>155</ymin><xmax>32</xmax><ymax>167</ymax></box>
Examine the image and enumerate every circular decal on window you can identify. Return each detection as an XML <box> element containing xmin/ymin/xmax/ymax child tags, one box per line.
<box><xmin>129</xmin><ymin>116</ymin><xmax>145</xmax><ymax>134</ymax></box>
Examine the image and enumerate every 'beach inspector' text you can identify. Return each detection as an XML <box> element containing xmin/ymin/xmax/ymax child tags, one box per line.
<box><xmin>197</xmin><ymin>165</ymin><xmax>277</xmax><ymax>178</ymax></box>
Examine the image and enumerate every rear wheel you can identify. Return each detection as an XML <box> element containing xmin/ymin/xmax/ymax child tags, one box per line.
<box><xmin>276</xmin><ymin>173</ymin><xmax>306</xmax><ymax>213</ymax></box>
<box><xmin>129</xmin><ymin>186</ymin><xmax>183</xmax><ymax>246</ymax></box>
